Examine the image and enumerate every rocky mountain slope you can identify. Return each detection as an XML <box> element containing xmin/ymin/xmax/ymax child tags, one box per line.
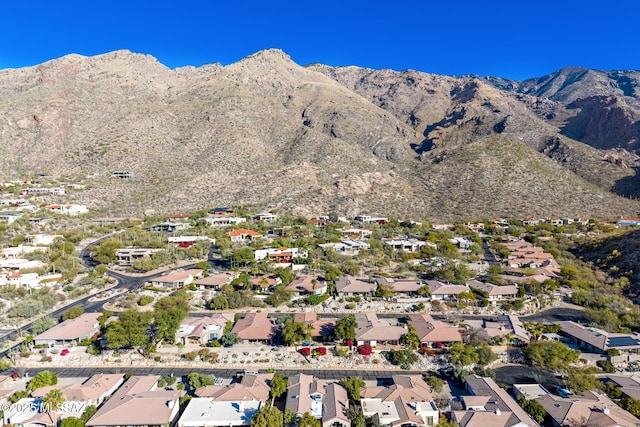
<box><xmin>0</xmin><ymin>50</ymin><xmax>639</xmax><ymax>219</ymax></box>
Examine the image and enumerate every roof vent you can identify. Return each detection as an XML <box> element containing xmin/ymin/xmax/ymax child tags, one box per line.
<box><xmin>603</xmin><ymin>406</ymin><xmax>611</xmax><ymax>415</ymax></box>
<box><xmin>495</xmin><ymin>408</ymin><xmax>501</xmax><ymax>416</ymax></box>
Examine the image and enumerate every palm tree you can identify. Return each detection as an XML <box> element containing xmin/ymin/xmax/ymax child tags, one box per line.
<box><xmin>42</xmin><ymin>388</ymin><xmax>65</xmax><ymax>417</ymax></box>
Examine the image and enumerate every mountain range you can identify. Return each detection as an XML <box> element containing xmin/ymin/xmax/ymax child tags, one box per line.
<box><xmin>1</xmin><ymin>49</ymin><xmax>639</xmax><ymax>220</ymax></box>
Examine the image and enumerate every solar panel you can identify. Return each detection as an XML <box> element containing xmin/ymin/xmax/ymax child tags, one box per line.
<box><xmin>608</xmin><ymin>336</ymin><xmax>640</xmax><ymax>347</ymax></box>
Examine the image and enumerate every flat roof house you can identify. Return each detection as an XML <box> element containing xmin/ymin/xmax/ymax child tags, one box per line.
<box><xmin>178</xmin><ymin>398</ymin><xmax>262</xmax><ymax>427</ymax></box>
<box><xmin>176</xmin><ymin>314</ymin><xmax>235</xmax><ymax>345</ymax></box>
<box><xmin>34</xmin><ymin>312</ymin><xmax>101</xmax><ymax>347</ymax></box>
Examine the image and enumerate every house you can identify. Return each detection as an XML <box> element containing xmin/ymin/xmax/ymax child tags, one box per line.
<box><xmin>210</xmin><ymin>207</ymin><xmax>234</xmax><ymax>216</ymax></box>
<box><xmin>86</xmin><ymin>375</ymin><xmax>181</xmax><ymax>427</ymax></box>
<box><xmin>375</xmin><ymin>277</ymin><xmax>423</xmax><ymax>296</ymax></box>
<box><xmin>449</xmin><ymin>237</ymin><xmax>471</xmax><ymax>249</ymax></box>
<box><xmin>202</xmin><ymin>216</ymin><xmax>247</xmax><ymax>227</ymax></box>
<box><xmin>408</xmin><ymin>314</ymin><xmax>464</xmax><ymax>347</ymax></box>
<box><xmin>616</xmin><ymin>217</ymin><xmax>640</xmax><ymax>227</ymax></box>
<box><xmin>467</xmin><ymin>279</ymin><xmax>518</xmax><ymax>302</ymax></box>
<box><xmin>42</xmin><ymin>204</ymin><xmax>88</xmax><ymax>215</ymax></box>
<box><xmin>360</xmin><ymin>375</ymin><xmax>439</xmax><ymax>427</ymax></box>
<box><xmin>340</xmin><ymin>228</ymin><xmax>374</xmax><ymax>240</ymax></box>
<box><xmin>31</xmin><ymin>374</ymin><xmax>124</xmax><ymax>417</ymax></box>
<box><xmin>0</xmin><ymin>257</ymin><xmax>46</xmax><ymax>271</ymax></box>
<box><xmin>196</xmin><ymin>373</ymin><xmax>273</xmax><ymax>402</ymax></box>
<box><xmin>521</xmin><ymin>217</ymin><xmax>540</xmax><ymax>226</ymax></box>
<box><xmin>34</xmin><ymin>312</ymin><xmax>101</xmax><ymax>347</ymax></box>
<box><xmin>285</xmin><ymin>374</ymin><xmax>325</xmax><ymax>420</ymax></box>
<box><xmin>250</xmin><ymin>274</ymin><xmax>281</xmax><ymax>291</ymax></box>
<box><xmin>254</xmin><ymin>247</ymin><xmax>307</xmax><ymax>264</ymax></box>
<box><xmin>481</xmin><ymin>315</ymin><xmax>530</xmax><ymax>344</ymax></box>
<box><xmin>426</xmin><ymin>280</ymin><xmax>469</xmax><ymax>300</ymax></box>
<box><xmin>451</xmin><ymin>375</ymin><xmax>537</xmax><ymax>427</ymax></box>
<box><xmin>227</xmin><ymin>229</ymin><xmax>263</xmax><ymax>242</ymax></box>
<box><xmin>603</xmin><ymin>375</ymin><xmax>640</xmax><ymax>400</ymax></box>
<box><xmin>231</xmin><ymin>312</ymin><xmax>279</xmax><ymax>344</ymax></box>
<box><xmin>285</xmin><ymin>275</ymin><xmax>327</xmax><ymax>297</ymax></box>
<box><xmin>322</xmin><ymin>383</ymin><xmax>350</xmax><ymax>427</ymax></box>
<box><xmin>307</xmin><ymin>218</ymin><xmax>327</xmax><ymax>228</ymax></box>
<box><xmin>293</xmin><ymin>313</ymin><xmax>335</xmax><ymax>342</ymax></box>
<box><xmin>318</xmin><ymin>240</ymin><xmax>370</xmax><ymax>256</ymax></box>
<box><xmin>335</xmin><ymin>276</ymin><xmax>376</xmax><ymax>297</ymax></box>
<box><xmin>384</xmin><ymin>239</ymin><xmax>431</xmax><ymax>253</ymax></box>
<box><xmin>535</xmin><ymin>390</ymin><xmax>640</xmax><ymax>427</ymax></box>
<box><xmin>167</xmin><ymin>235</ymin><xmax>213</xmax><ymax>247</ymax></box>
<box><xmin>176</xmin><ymin>314</ymin><xmax>235</xmax><ymax>345</ymax></box>
<box><xmin>355</xmin><ymin>313</ymin><xmax>406</xmax><ymax>347</ymax></box>
<box><xmin>194</xmin><ymin>272</ymin><xmax>240</xmax><ymax>290</ymax></box>
<box><xmin>24</xmin><ymin>234</ymin><xmax>64</xmax><ymax>246</ymax></box>
<box><xmin>558</xmin><ymin>321</ymin><xmax>640</xmax><ymax>355</ymax></box>
<box><xmin>254</xmin><ymin>212</ymin><xmax>278</xmax><ymax>223</ymax></box>
<box><xmin>114</xmin><ymin>248</ymin><xmax>163</xmax><ymax>266</ymax></box>
<box><xmin>178</xmin><ymin>398</ymin><xmax>262</xmax><ymax>427</ymax></box>
<box><xmin>150</xmin><ymin>221</ymin><xmax>190</xmax><ymax>232</ymax></box>
<box><xmin>151</xmin><ymin>269</ymin><xmax>203</xmax><ymax>288</ymax></box>
<box><xmin>354</xmin><ymin>215</ymin><xmax>388</xmax><ymax>225</ymax></box>
<box><xmin>3</xmin><ymin>397</ymin><xmax>56</xmax><ymax>426</ymax></box>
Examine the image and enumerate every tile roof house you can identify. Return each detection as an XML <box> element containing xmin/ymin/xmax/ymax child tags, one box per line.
<box><xmin>355</xmin><ymin>313</ymin><xmax>406</xmax><ymax>347</ymax></box>
<box><xmin>231</xmin><ymin>312</ymin><xmax>279</xmax><ymax>344</ymax></box>
<box><xmin>285</xmin><ymin>275</ymin><xmax>327</xmax><ymax>297</ymax></box>
<box><xmin>250</xmin><ymin>274</ymin><xmax>281</xmax><ymax>291</ymax></box>
<box><xmin>175</xmin><ymin>314</ymin><xmax>235</xmax><ymax>345</ymax></box>
<box><xmin>285</xmin><ymin>374</ymin><xmax>325</xmax><ymax>420</ymax></box>
<box><xmin>194</xmin><ymin>271</ymin><xmax>240</xmax><ymax>290</ymax></box>
<box><xmin>407</xmin><ymin>314</ymin><xmax>464</xmax><ymax>347</ymax></box>
<box><xmin>293</xmin><ymin>313</ymin><xmax>335</xmax><ymax>342</ymax></box>
<box><xmin>34</xmin><ymin>312</ymin><xmax>101</xmax><ymax>347</ymax></box>
<box><xmin>86</xmin><ymin>375</ymin><xmax>181</xmax><ymax>427</ymax></box>
<box><xmin>467</xmin><ymin>279</ymin><xmax>518</xmax><ymax>301</ymax></box>
<box><xmin>322</xmin><ymin>383</ymin><xmax>350</xmax><ymax>427</ymax></box>
<box><xmin>426</xmin><ymin>280</ymin><xmax>469</xmax><ymax>300</ymax></box>
<box><xmin>195</xmin><ymin>373</ymin><xmax>273</xmax><ymax>402</ymax></box>
<box><xmin>558</xmin><ymin>321</ymin><xmax>640</xmax><ymax>354</ymax></box>
<box><xmin>227</xmin><ymin>229</ymin><xmax>263</xmax><ymax>242</ymax></box>
<box><xmin>335</xmin><ymin>276</ymin><xmax>377</xmax><ymax>297</ymax></box>
<box><xmin>178</xmin><ymin>398</ymin><xmax>262</xmax><ymax>427</ymax></box>
<box><xmin>535</xmin><ymin>390</ymin><xmax>640</xmax><ymax>427</ymax></box>
<box><xmin>31</xmin><ymin>374</ymin><xmax>124</xmax><ymax>418</ymax></box>
<box><xmin>375</xmin><ymin>277</ymin><xmax>423</xmax><ymax>295</ymax></box>
<box><xmin>360</xmin><ymin>375</ymin><xmax>439</xmax><ymax>427</ymax></box>
<box><xmin>151</xmin><ymin>269</ymin><xmax>203</xmax><ymax>288</ymax></box>
<box><xmin>603</xmin><ymin>375</ymin><xmax>640</xmax><ymax>400</ymax></box>
<box><xmin>482</xmin><ymin>315</ymin><xmax>530</xmax><ymax>344</ymax></box>
<box><xmin>452</xmin><ymin>375</ymin><xmax>537</xmax><ymax>427</ymax></box>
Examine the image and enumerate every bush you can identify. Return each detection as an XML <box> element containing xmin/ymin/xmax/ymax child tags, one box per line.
<box><xmin>358</xmin><ymin>344</ymin><xmax>373</xmax><ymax>356</ymax></box>
<box><xmin>313</xmin><ymin>347</ymin><xmax>327</xmax><ymax>356</ymax></box>
<box><xmin>597</xmin><ymin>360</ymin><xmax>616</xmax><ymax>373</ymax></box>
<box><xmin>300</xmin><ymin>347</ymin><xmax>311</xmax><ymax>357</ymax></box>
<box><xmin>138</xmin><ymin>295</ymin><xmax>154</xmax><ymax>306</ymax></box>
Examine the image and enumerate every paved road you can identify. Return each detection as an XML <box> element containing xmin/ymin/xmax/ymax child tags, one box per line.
<box><xmin>7</xmin><ymin>366</ymin><xmax>427</xmax><ymax>382</ymax></box>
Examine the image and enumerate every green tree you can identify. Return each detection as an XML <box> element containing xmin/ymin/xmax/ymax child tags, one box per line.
<box><xmin>60</xmin><ymin>417</ymin><xmax>85</xmax><ymax>427</ymax></box>
<box><xmin>401</xmin><ymin>324</ymin><xmax>420</xmax><ymax>349</ymax></box>
<box><xmin>281</xmin><ymin>319</ymin><xmax>311</xmax><ymax>346</ymax></box>
<box><xmin>436</xmin><ymin>417</ymin><xmax>461</xmax><ymax>427</ymax></box>
<box><xmin>187</xmin><ymin>372</ymin><xmax>214</xmax><ymax>391</ymax></box>
<box><xmin>333</xmin><ymin>315</ymin><xmax>357</xmax><ymax>342</ymax></box>
<box><xmin>219</xmin><ymin>332</ymin><xmax>240</xmax><ymax>346</ymax></box>
<box><xmin>28</xmin><ymin>370</ymin><xmax>58</xmax><ymax>391</ymax></box>
<box><xmin>31</xmin><ymin>316</ymin><xmax>57</xmax><ymax>335</ymax></box>
<box><xmin>105</xmin><ymin>309</ymin><xmax>152</xmax><ymax>350</ymax></box>
<box><xmin>340</xmin><ymin>377</ymin><xmax>365</xmax><ymax>401</ymax></box>
<box><xmin>375</xmin><ymin>283</ymin><xmax>396</xmax><ymax>299</ymax></box>
<box><xmin>62</xmin><ymin>306</ymin><xmax>84</xmax><ymax>321</ymax></box>
<box><xmin>251</xmin><ymin>405</ymin><xmax>283</xmax><ymax>427</ymax></box>
<box><xmin>81</xmin><ymin>405</ymin><xmax>97</xmax><ymax>423</ymax></box>
<box><xmin>567</xmin><ymin>368</ymin><xmax>602</xmax><ymax>393</ymax></box>
<box><xmin>517</xmin><ymin>396</ymin><xmax>547</xmax><ymax>424</ymax></box>
<box><xmin>525</xmin><ymin>341</ymin><xmax>579</xmax><ymax>370</ymax></box>
<box><xmin>43</xmin><ymin>388</ymin><xmax>65</xmax><ymax>412</ymax></box>
<box><xmin>424</xmin><ymin>375</ymin><xmax>444</xmax><ymax>393</ymax></box>
<box><xmin>153</xmin><ymin>294</ymin><xmax>190</xmax><ymax>343</ymax></box>
<box><xmin>298</xmin><ymin>412</ymin><xmax>320</xmax><ymax>427</ymax></box>
<box><xmin>270</xmin><ymin>373</ymin><xmax>288</xmax><ymax>403</ymax></box>
<box><xmin>347</xmin><ymin>406</ymin><xmax>365</xmax><ymax>427</ymax></box>
<box><xmin>283</xmin><ymin>408</ymin><xmax>295</xmax><ymax>425</ymax></box>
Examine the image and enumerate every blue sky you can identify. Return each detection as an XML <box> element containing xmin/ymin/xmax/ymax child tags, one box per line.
<box><xmin>1</xmin><ymin>0</ymin><xmax>638</xmax><ymax>80</ymax></box>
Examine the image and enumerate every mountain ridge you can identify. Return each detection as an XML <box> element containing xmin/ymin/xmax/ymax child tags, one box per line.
<box><xmin>1</xmin><ymin>50</ymin><xmax>639</xmax><ymax>219</ymax></box>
